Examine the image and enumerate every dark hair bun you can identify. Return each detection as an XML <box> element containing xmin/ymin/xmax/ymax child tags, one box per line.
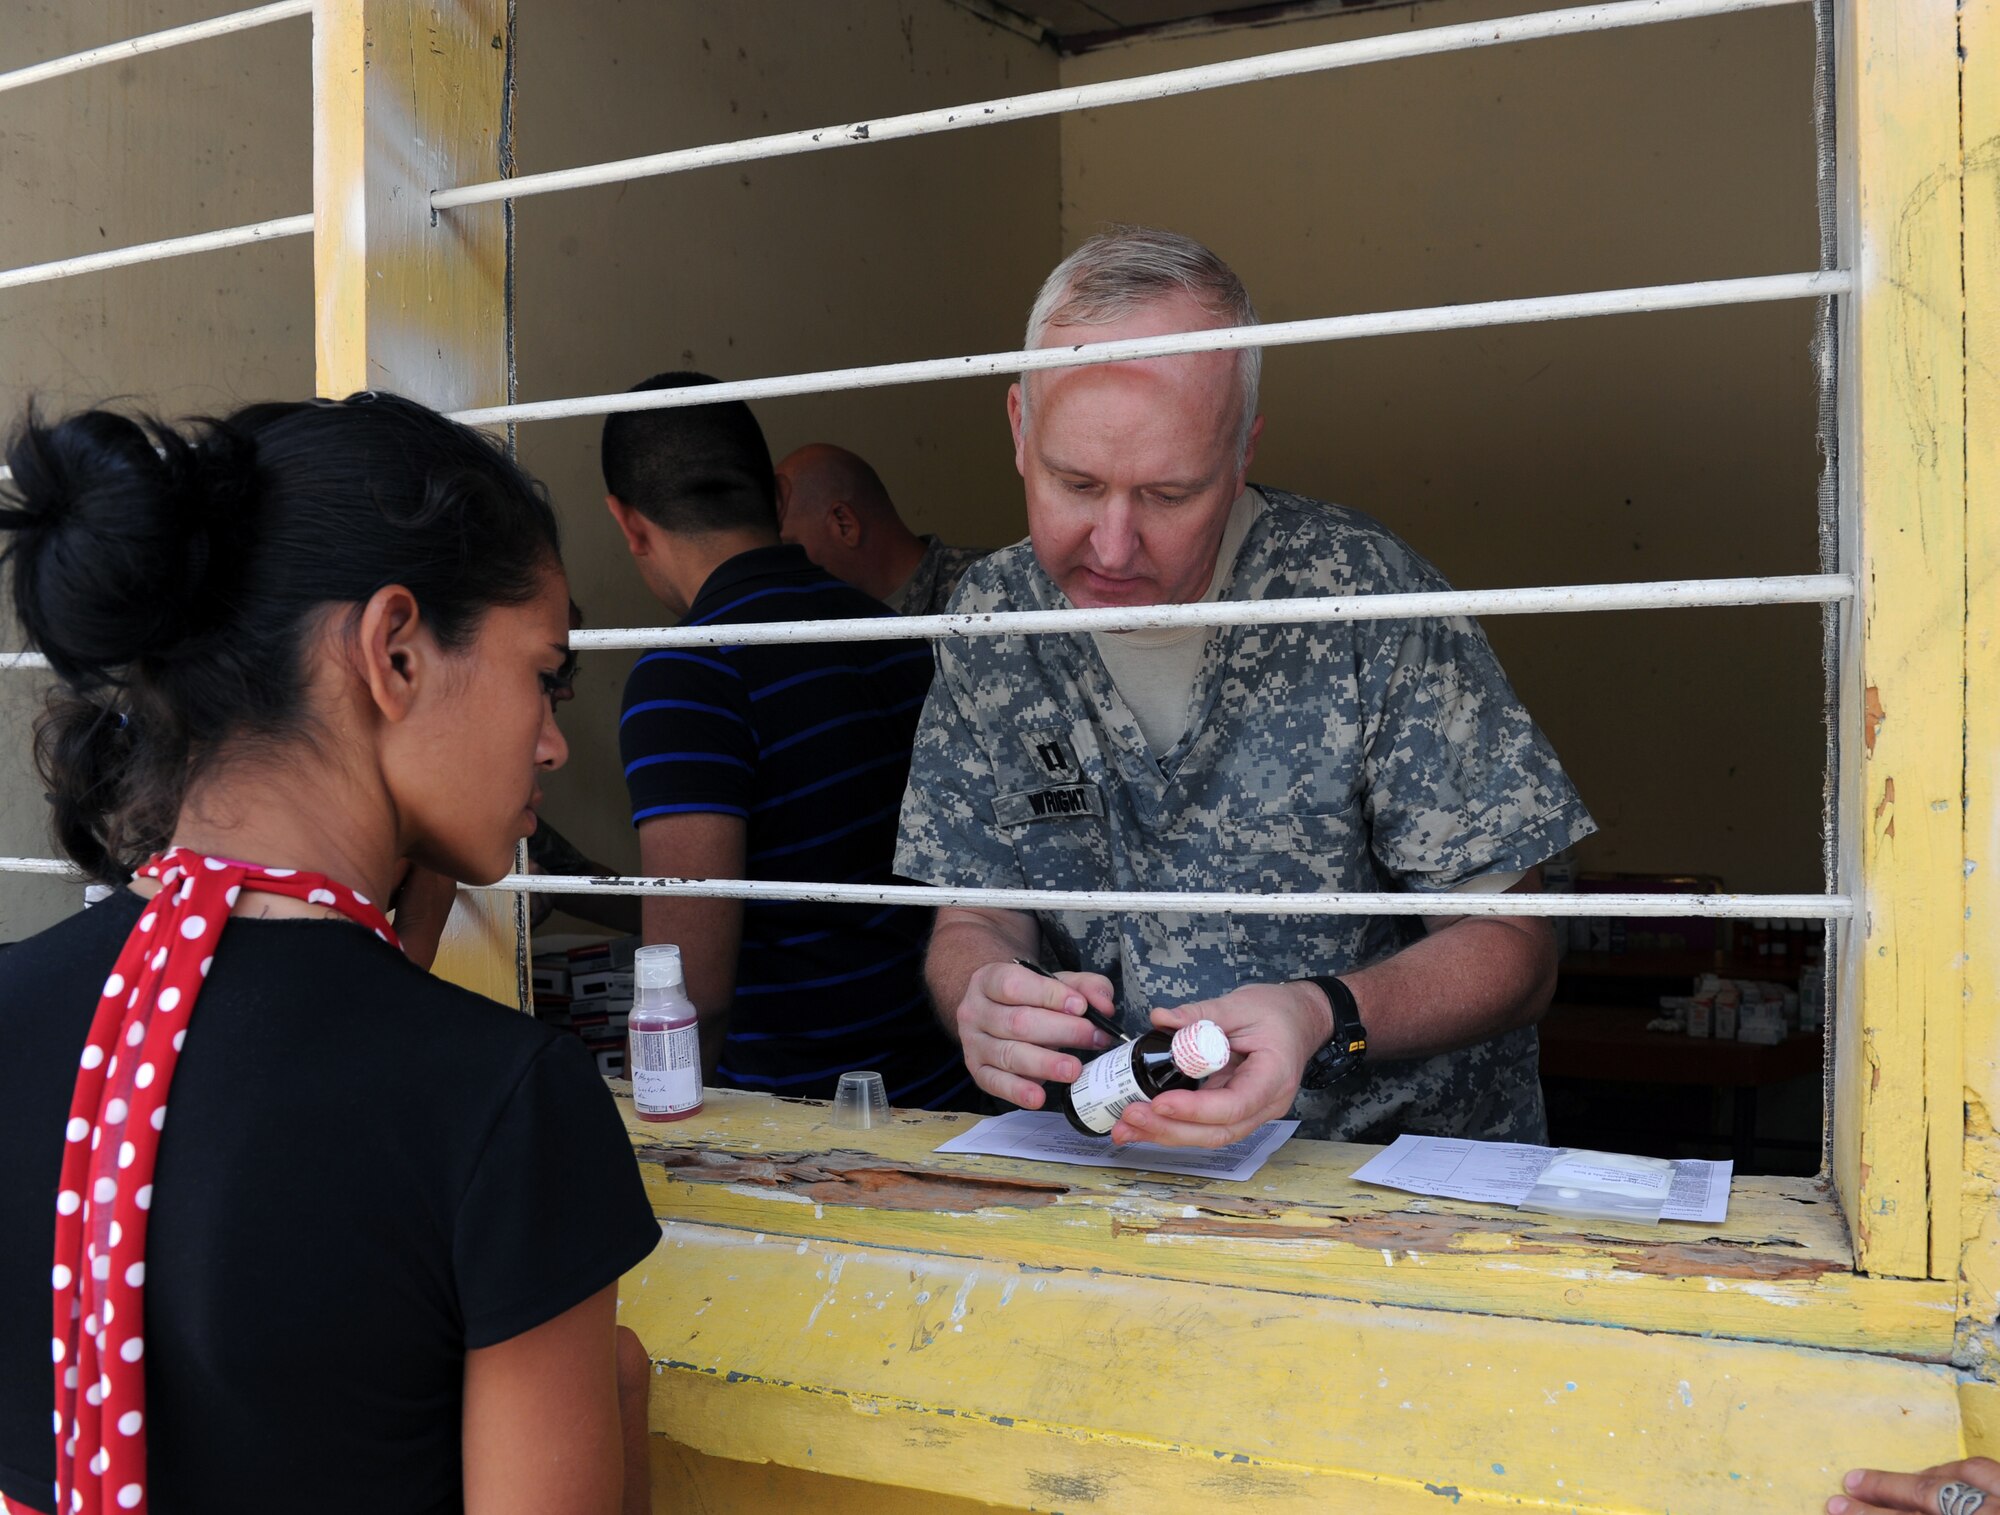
<box><xmin>0</xmin><ymin>409</ymin><xmax>255</xmax><ymax>688</ymax></box>
<box><xmin>2</xmin><ymin>392</ymin><xmax>559</xmax><ymax>883</ymax></box>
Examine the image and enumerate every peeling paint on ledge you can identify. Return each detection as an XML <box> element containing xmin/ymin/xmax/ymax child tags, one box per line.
<box><xmin>649</xmin><ymin>1146</ymin><xmax>1070</xmax><ymax>1213</ymax></box>
<box><xmin>1117</xmin><ymin>1208</ymin><xmax>1842</xmax><ymax>1282</ymax></box>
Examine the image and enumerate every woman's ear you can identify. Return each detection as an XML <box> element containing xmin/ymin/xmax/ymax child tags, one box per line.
<box><xmin>355</xmin><ymin>584</ymin><xmax>427</xmax><ymax>722</ymax></box>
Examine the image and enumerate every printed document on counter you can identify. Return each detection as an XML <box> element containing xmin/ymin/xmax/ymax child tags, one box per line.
<box><xmin>935</xmin><ymin>1110</ymin><xmax>1298</xmax><ymax>1182</ymax></box>
<box><xmin>1349</xmin><ymin>1134</ymin><xmax>1732</xmax><ymax>1223</ymax></box>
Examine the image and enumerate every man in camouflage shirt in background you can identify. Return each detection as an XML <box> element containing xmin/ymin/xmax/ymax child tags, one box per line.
<box><xmin>774</xmin><ymin>442</ymin><xmax>985</xmax><ymax>616</ymax></box>
<box><xmin>894</xmin><ymin>227</ymin><xmax>1595</xmax><ymax>1148</ymax></box>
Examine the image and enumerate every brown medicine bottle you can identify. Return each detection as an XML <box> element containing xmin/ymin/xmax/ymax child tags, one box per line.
<box><xmin>1058</xmin><ymin>1020</ymin><xmax>1230</xmax><ymax>1136</ymax></box>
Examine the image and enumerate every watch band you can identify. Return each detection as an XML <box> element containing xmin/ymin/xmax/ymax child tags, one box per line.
<box><xmin>1296</xmin><ymin>974</ymin><xmax>1368</xmax><ymax>1090</ymax></box>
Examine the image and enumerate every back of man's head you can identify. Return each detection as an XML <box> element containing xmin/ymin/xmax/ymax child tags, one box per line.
<box><xmin>600</xmin><ymin>371</ymin><xmax>776</xmax><ymax>534</ymax></box>
<box><xmin>777</xmin><ymin>443</ymin><xmax>901</xmax><ymax>529</ymax></box>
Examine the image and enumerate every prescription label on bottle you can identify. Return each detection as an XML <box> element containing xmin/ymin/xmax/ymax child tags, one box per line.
<box><xmin>1069</xmin><ymin>1049</ymin><xmax>1144</xmax><ymax>1135</ymax></box>
<box><xmin>632</xmin><ymin>1023</ymin><xmax>701</xmax><ymax>1116</ymax></box>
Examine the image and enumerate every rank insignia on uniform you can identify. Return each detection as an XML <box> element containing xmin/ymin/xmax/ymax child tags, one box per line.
<box><xmin>1023</xmin><ymin>728</ymin><xmax>1081</xmax><ymax>778</ymax></box>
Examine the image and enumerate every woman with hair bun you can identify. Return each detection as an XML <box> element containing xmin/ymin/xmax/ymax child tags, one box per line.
<box><xmin>0</xmin><ymin>394</ymin><xmax>659</xmax><ymax>1515</ymax></box>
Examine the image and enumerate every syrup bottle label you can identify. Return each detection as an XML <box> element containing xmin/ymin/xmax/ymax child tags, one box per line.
<box><xmin>1069</xmin><ymin>1046</ymin><xmax>1145</xmax><ymax>1135</ymax></box>
<box><xmin>632</xmin><ymin>1023</ymin><xmax>701</xmax><ymax>1115</ymax></box>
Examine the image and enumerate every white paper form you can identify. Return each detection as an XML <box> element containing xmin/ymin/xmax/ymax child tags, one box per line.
<box><xmin>934</xmin><ymin>1110</ymin><xmax>1299</xmax><ymax>1183</ymax></box>
<box><xmin>1349</xmin><ymin>1135</ymin><xmax>1732</xmax><ymax>1223</ymax></box>
<box><xmin>1664</xmin><ymin>1155</ymin><xmax>1732</xmax><ymax>1223</ymax></box>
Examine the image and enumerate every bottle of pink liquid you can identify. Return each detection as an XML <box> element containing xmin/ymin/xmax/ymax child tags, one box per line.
<box><xmin>629</xmin><ymin>944</ymin><xmax>702</xmax><ymax>1122</ymax></box>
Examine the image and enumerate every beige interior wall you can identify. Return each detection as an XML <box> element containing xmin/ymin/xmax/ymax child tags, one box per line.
<box><xmin>0</xmin><ymin>2</ymin><xmax>314</xmax><ymax>940</ymax></box>
<box><xmin>0</xmin><ymin>0</ymin><xmax>1823</xmax><ymax>938</ymax></box>
<box><xmin>512</xmin><ymin>0</ymin><xmax>1060</xmax><ymax>883</ymax></box>
<box><xmin>1057</xmin><ymin>0</ymin><xmax>1825</xmax><ymax>893</ymax></box>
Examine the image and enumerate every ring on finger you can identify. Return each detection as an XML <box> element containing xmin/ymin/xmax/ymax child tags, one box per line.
<box><xmin>1940</xmin><ymin>1482</ymin><xmax>1990</xmax><ymax>1515</ymax></box>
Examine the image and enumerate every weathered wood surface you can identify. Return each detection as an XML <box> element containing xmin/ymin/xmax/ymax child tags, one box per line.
<box><xmin>618</xmin><ymin>1090</ymin><xmax>1950</xmax><ymax>1359</ymax></box>
<box><xmin>1956</xmin><ymin>0</ymin><xmax>2000</xmax><ymax>1379</ymax></box>
<box><xmin>616</xmin><ymin>1092</ymin><xmax>1965</xmax><ymax>1513</ymax></box>
<box><xmin>1833</xmin><ymin>0</ymin><xmax>1971</xmax><ymax>1279</ymax></box>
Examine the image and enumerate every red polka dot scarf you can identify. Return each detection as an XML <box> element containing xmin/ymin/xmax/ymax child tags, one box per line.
<box><xmin>44</xmin><ymin>849</ymin><xmax>400</xmax><ymax>1515</ymax></box>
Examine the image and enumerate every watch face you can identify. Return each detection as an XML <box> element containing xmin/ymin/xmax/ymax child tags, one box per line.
<box><xmin>1293</xmin><ymin>977</ymin><xmax>1364</xmax><ymax>1090</ymax></box>
<box><xmin>1303</xmin><ymin>1044</ymin><xmax>1357</xmax><ymax>1091</ymax></box>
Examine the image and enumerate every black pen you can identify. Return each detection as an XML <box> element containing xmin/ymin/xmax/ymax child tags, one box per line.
<box><xmin>1011</xmin><ymin>957</ymin><xmax>1131</xmax><ymax>1045</ymax></box>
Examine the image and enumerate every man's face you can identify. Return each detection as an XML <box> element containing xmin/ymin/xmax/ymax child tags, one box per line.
<box><xmin>1010</xmin><ymin>295</ymin><xmax>1260</xmax><ymax>609</ymax></box>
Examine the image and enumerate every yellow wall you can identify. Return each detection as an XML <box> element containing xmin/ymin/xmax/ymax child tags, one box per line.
<box><xmin>0</xmin><ymin>2</ymin><xmax>314</xmax><ymax>939</ymax></box>
<box><xmin>511</xmin><ymin>0</ymin><xmax>1060</xmax><ymax>883</ymax></box>
<box><xmin>614</xmin><ymin>1091</ymin><xmax>1970</xmax><ymax>1514</ymax></box>
<box><xmin>1056</xmin><ymin>0</ymin><xmax>1824</xmax><ymax>894</ymax></box>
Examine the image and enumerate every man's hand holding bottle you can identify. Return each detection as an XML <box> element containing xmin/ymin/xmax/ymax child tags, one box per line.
<box><xmin>953</xmin><ymin>959</ymin><xmax>1119</xmax><ymax>1110</ymax></box>
<box><xmin>954</xmin><ymin>963</ymin><xmax>1336</xmax><ymax>1147</ymax></box>
<box><xmin>1114</xmin><ymin>982</ymin><xmax>1333</xmax><ymax>1147</ymax></box>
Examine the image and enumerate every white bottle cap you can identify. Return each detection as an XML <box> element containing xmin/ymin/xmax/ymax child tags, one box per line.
<box><xmin>634</xmin><ymin>943</ymin><xmax>685</xmax><ymax>992</ymax></box>
<box><xmin>1170</xmin><ymin>1019</ymin><xmax>1230</xmax><ymax>1079</ymax></box>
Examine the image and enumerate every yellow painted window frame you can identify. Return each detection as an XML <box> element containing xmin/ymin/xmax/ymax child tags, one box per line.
<box><xmin>1832</xmin><ymin>0</ymin><xmax>1991</xmax><ymax>1327</ymax></box>
<box><xmin>302</xmin><ymin>0</ymin><xmax>1994</xmax><ymax>1361</ymax></box>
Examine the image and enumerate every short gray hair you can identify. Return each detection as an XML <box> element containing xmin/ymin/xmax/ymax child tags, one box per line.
<box><xmin>1021</xmin><ymin>226</ymin><xmax>1261</xmax><ymax>456</ymax></box>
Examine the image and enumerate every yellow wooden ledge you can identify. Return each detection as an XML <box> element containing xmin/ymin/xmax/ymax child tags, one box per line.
<box><xmin>615</xmin><ymin>1091</ymin><xmax>1969</xmax><ymax>1513</ymax></box>
<box><xmin>616</xmin><ymin>1090</ymin><xmax>1950</xmax><ymax>1360</ymax></box>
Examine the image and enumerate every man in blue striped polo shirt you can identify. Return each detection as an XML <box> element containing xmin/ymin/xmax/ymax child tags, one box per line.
<box><xmin>601</xmin><ymin>372</ymin><xmax>968</xmax><ymax>1109</ymax></box>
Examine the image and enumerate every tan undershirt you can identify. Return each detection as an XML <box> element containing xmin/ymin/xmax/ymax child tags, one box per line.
<box><xmin>1089</xmin><ymin>488</ymin><xmax>1262</xmax><ymax>755</ymax></box>
<box><xmin>1087</xmin><ymin>487</ymin><xmax>1526</xmax><ymax>896</ymax></box>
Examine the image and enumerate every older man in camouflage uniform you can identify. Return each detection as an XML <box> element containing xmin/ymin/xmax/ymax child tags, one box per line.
<box><xmin>895</xmin><ymin>227</ymin><xmax>1595</xmax><ymax>1148</ymax></box>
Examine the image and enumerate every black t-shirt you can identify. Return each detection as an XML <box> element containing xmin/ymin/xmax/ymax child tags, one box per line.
<box><xmin>0</xmin><ymin>891</ymin><xmax>661</xmax><ymax>1514</ymax></box>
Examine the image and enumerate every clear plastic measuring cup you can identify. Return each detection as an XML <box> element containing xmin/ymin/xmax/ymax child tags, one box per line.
<box><xmin>832</xmin><ymin>1070</ymin><xmax>890</xmax><ymax>1129</ymax></box>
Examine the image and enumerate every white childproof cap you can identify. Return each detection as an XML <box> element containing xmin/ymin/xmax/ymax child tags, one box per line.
<box><xmin>634</xmin><ymin>943</ymin><xmax>685</xmax><ymax>991</ymax></box>
<box><xmin>1169</xmin><ymin>1020</ymin><xmax>1231</xmax><ymax>1079</ymax></box>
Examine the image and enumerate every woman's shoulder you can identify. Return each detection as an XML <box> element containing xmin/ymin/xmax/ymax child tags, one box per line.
<box><xmin>3</xmin><ymin>895</ymin><xmax>575</xmax><ymax>1093</ymax></box>
<box><xmin>1</xmin><ymin>891</ymin><xmax>151</xmax><ymax>1014</ymax></box>
<box><xmin>237</xmin><ymin>916</ymin><xmax>569</xmax><ymax>1057</ymax></box>
<box><xmin>190</xmin><ymin>920</ymin><xmax>610</xmax><ymax>1186</ymax></box>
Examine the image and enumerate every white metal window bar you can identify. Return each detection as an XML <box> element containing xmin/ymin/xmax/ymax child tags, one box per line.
<box><xmin>0</xmin><ymin>214</ymin><xmax>313</xmax><ymax>295</ymax></box>
<box><xmin>466</xmin><ymin>882</ymin><xmax>1845</xmax><ymax>920</ymax></box>
<box><xmin>430</xmin><ymin>0</ymin><xmax>1808</xmax><ymax>212</ymax></box>
<box><xmin>0</xmin><ymin>0</ymin><xmax>1852</xmax><ymax>929</ymax></box>
<box><xmin>561</xmin><ymin>575</ymin><xmax>1853</xmax><ymax>652</ymax></box>
<box><xmin>0</xmin><ymin>854</ymin><xmax>1844</xmax><ymax>922</ymax></box>
<box><xmin>0</xmin><ymin>4</ymin><xmax>312</xmax><ymax>302</ymax></box>
<box><xmin>0</xmin><ymin>575</ymin><xmax>1851</xmax><ymax>672</ymax></box>
<box><xmin>448</xmin><ymin>271</ymin><xmax>1848</xmax><ymax>428</ymax></box>
<box><xmin>0</xmin><ymin>0</ymin><xmax>311</xmax><ymax>97</ymax></box>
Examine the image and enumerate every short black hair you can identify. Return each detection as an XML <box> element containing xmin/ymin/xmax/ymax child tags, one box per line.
<box><xmin>599</xmin><ymin>371</ymin><xmax>776</xmax><ymax>534</ymax></box>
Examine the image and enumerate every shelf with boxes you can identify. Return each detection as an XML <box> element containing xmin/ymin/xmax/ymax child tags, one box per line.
<box><xmin>1541</xmin><ymin>871</ymin><xmax>1825</xmax><ymax>1171</ymax></box>
<box><xmin>529</xmin><ymin>933</ymin><xmax>641</xmax><ymax>1078</ymax></box>
<box><xmin>1556</xmin><ymin>939</ymin><xmax>1825</xmax><ymax>1046</ymax></box>
<box><xmin>1548</xmin><ymin>870</ymin><xmax>1826</xmax><ymax>1046</ymax></box>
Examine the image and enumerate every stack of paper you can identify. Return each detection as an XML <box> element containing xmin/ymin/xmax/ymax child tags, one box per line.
<box><xmin>1349</xmin><ymin>1135</ymin><xmax>1731</xmax><ymax>1223</ymax></box>
<box><xmin>934</xmin><ymin>1110</ymin><xmax>1298</xmax><ymax>1182</ymax></box>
